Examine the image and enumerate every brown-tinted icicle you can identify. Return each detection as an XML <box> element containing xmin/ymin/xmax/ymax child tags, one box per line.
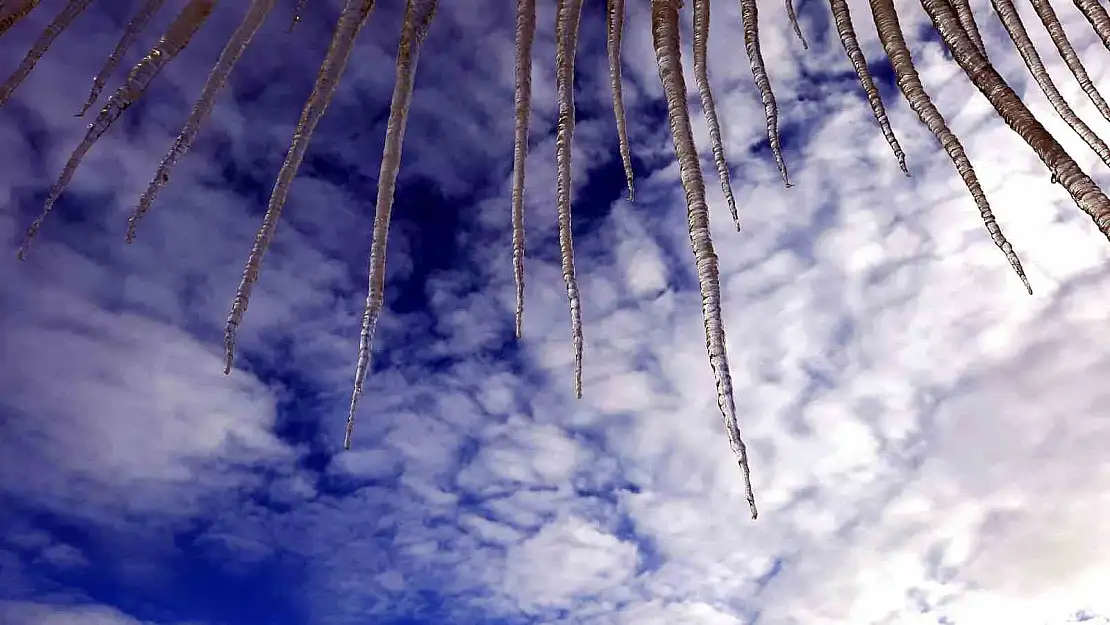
<box><xmin>0</xmin><ymin>0</ymin><xmax>40</xmax><ymax>39</ymax></box>
<box><xmin>345</xmin><ymin>0</ymin><xmax>438</xmax><ymax>449</ymax></box>
<box><xmin>17</xmin><ymin>0</ymin><xmax>214</xmax><ymax>260</ymax></box>
<box><xmin>868</xmin><ymin>0</ymin><xmax>1032</xmax><ymax>293</ymax></box>
<box><xmin>555</xmin><ymin>0</ymin><xmax>585</xmax><ymax>399</ymax></box>
<box><xmin>607</xmin><ymin>0</ymin><xmax>634</xmax><ymax>201</ymax></box>
<box><xmin>693</xmin><ymin>0</ymin><xmax>740</xmax><ymax>229</ymax></box>
<box><xmin>511</xmin><ymin>0</ymin><xmax>536</xmax><ymax>339</ymax></box>
<box><xmin>288</xmin><ymin>0</ymin><xmax>308</xmax><ymax>32</ymax></box>
<box><xmin>0</xmin><ymin>0</ymin><xmax>94</xmax><ymax>109</ymax></box>
<box><xmin>128</xmin><ymin>0</ymin><xmax>278</xmax><ymax>242</ymax></box>
<box><xmin>76</xmin><ymin>0</ymin><xmax>168</xmax><ymax>117</ymax></box>
<box><xmin>652</xmin><ymin>0</ymin><xmax>757</xmax><ymax>520</ymax></box>
<box><xmin>1073</xmin><ymin>0</ymin><xmax>1110</xmax><ymax>53</ymax></box>
<box><xmin>992</xmin><ymin>0</ymin><xmax>1110</xmax><ymax>170</ymax></box>
<box><xmin>921</xmin><ymin>0</ymin><xmax>1110</xmax><ymax>238</ymax></box>
<box><xmin>784</xmin><ymin>0</ymin><xmax>808</xmax><ymax>49</ymax></box>
<box><xmin>951</xmin><ymin>0</ymin><xmax>987</xmax><ymax>56</ymax></box>
<box><xmin>224</xmin><ymin>0</ymin><xmax>377</xmax><ymax>376</ymax></box>
<box><xmin>1030</xmin><ymin>0</ymin><xmax>1110</xmax><ymax>125</ymax></box>
<box><xmin>828</xmin><ymin>0</ymin><xmax>908</xmax><ymax>174</ymax></box>
<box><xmin>741</xmin><ymin>0</ymin><xmax>791</xmax><ymax>187</ymax></box>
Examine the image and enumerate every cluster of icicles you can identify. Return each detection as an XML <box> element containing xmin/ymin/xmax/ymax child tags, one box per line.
<box><xmin>4</xmin><ymin>0</ymin><xmax>1110</xmax><ymax>519</ymax></box>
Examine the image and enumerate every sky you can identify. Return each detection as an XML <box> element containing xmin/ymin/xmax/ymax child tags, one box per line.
<box><xmin>0</xmin><ymin>0</ymin><xmax>1108</xmax><ymax>623</ymax></box>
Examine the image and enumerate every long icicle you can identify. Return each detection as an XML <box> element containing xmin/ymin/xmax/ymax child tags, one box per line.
<box><xmin>783</xmin><ymin>0</ymin><xmax>808</xmax><ymax>49</ymax></box>
<box><xmin>17</xmin><ymin>0</ymin><xmax>214</xmax><ymax>260</ymax></box>
<box><xmin>287</xmin><ymin>0</ymin><xmax>308</xmax><ymax>32</ymax></box>
<box><xmin>829</xmin><ymin>0</ymin><xmax>908</xmax><ymax>174</ymax></box>
<box><xmin>1029</xmin><ymin>0</ymin><xmax>1110</xmax><ymax>125</ymax></box>
<box><xmin>951</xmin><ymin>0</ymin><xmax>987</xmax><ymax>56</ymax></box>
<box><xmin>740</xmin><ymin>0</ymin><xmax>791</xmax><ymax>187</ymax></box>
<box><xmin>344</xmin><ymin>0</ymin><xmax>438</xmax><ymax>449</ymax></box>
<box><xmin>693</xmin><ymin>0</ymin><xmax>740</xmax><ymax>230</ymax></box>
<box><xmin>1072</xmin><ymin>0</ymin><xmax>1110</xmax><ymax>53</ymax></box>
<box><xmin>921</xmin><ymin>0</ymin><xmax>1110</xmax><ymax>238</ymax></box>
<box><xmin>555</xmin><ymin>0</ymin><xmax>585</xmax><ymax>399</ymax></box>
<box><xmin>127</xmin><ymin>0</ymin><xmax>278</xmax><ymax>242</ymax></box>
<box><xmin>0</xmin><ymin>0</ymin><xmax>94</xmax><ymax>109</ymax></box>
<box><xmin>868</xmin><ymin>0</ymin><xmax>1032</xmax><ymax>293</ymax></box>
<box><xmin>511</xmin><ymin>0</ymin><xmax>536</xmax><ymax>339</ymax></box>
<box><xmin>0</xmin><ymin>0</ymin><xmax>41</xmax><ymax>39</ymax></box>
<box><xmin>224</xmin><ymin>0</ymin><xmax>377</xmax><ymax>375</ymax></box>
<box><xmin>992</xmin><ymin>0</ymin><xmax>1110</xmax><ymax>170</ymax></box>
<box><xmin>652</xmin><ymin>0</ymin><xmax>757</xmax><ymax>520</ymax></box>
<box><xmin>606</xmin><ymin>0</ymin><xmax>634</xmax><ymax>201</ymax></box>
<box><xmin>76</xmin><ymin>0</ymin><xmax>168</xmax><ymax>117</ymax></box>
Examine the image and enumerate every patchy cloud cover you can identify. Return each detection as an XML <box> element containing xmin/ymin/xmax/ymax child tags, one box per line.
<box><xmin>0</xmin><ymin>0</ymin><xmax>1107</xmax><ymax>624</ymax></box>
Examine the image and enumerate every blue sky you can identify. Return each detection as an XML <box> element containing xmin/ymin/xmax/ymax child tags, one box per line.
<box><xmin>1</xmin><ymin>0</ymin><xmax>1108</xmax><ymax>624</ymax></box>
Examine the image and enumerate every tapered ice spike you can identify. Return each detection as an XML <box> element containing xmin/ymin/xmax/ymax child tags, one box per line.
<box><xmin>1</xmin><ymin>0</ymin><xmax>94</xmax><ymax>110</ymax></box>
<box><xmin>606</xmin><ymin>0</ymin><xmax>634</xmax><ymax>202</ymax></box>
<box><xmin>740</xmin><ymin>0</ymin><xmax>791</xmax><ymax>187</ymax></box>
<box><xmin>76</xmin><ymin>0</ymin><xmax>168</xmax><ymax>117</ymax></box>
<box><xmin>511</xmin><ymin>0</ymin><xmax>536</xmax><ymax>340</ymax></box>
<box><xmin>693</xmin><ymin>0</ymin><xmax>740</xmax><ymax>230</ymax></box>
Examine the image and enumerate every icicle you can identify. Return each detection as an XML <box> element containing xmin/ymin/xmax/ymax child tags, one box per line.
<box><xmin>1030</xmin><ymin>0</ymin><xmax>1110</xmax><ymax>125</ymax></box>
<box><xmin>287</xmin><ymin>0</ymin><xmax>308</xmax><ymax>32</ymax></box>
<box><xmin>869</xmin><ymin>0</ymin><xmax>1032</xmax><ymax>293</ymax></box>
<box><xmin>652</xmin><ymin>0</ymin><xmax>757</xmax><ymax>520</ymax></box>
<box><xmin>76</xmin><ymin>0</ymin><xmax>168</xmax><ymax>117</ymax></box>
<box><xmin>511</xmin><ymin>0</ymin><xmax>536</xmax><ymax>339</ymax></box>
<box><xmin>17</xmin><ymin>0</ymin><xmax>214</xmax><ymax>260</ymax></box>
<box><xmin>828</xmin><ymin>0</ymin><xmax>908</xmax><ymax>174</ymax></box>
<box><xmin>344</xmin><ymin>0</ymin><xmax>438</xmax><ymax>449</ymax></box>
<box><xmin>1073</xmin><ymin>0</ymin><xmax>1110</xmax><ymax>53</ymax></box>
<box><xmin>783</xmin><ymin>0</ymin><xmax>808</xmax><ymax>50</ymax></box>
<box><xmin>554</xmin><ymin>0</ymin><xmax>585</xmax><ymax>400</ymax></box>
<box><xmin>0</xmin><ymin>0</ymin><xmax>94</xmax><ymax>109</ymax></box>
<box><xmin>0</xmin><ymin>0</ymin><xmax>40</xmax><ymax>39</ymax></box>
<box><xmin>606</xmin><ymin>0</ymin><xmax>634</xmax><ymax>201</ymax></box>
<box><xmin>950</xmin><ymin>0</ymin><xmax>986</xmax><ymax>56</ymax></box>
<box><xmin>693</xmin><ymin>0</ymin><xmax>740</xmax><ymax>230</ymax></box>
<box><xmin>992</xmin><ymin>0</ymin><xmax>1110</xmax><ymax>170</ymax></box>
<box><xmin>740</xmin><ymin>0</ymin><xmax>791</xmax><ymax>187</ymax></box>
<box><xmin>127</xmin><ymin>0</ymin><xmax>278</xmax><ymax>242</ymax></box>
<box><xmin>224</xmin><ymin>0</ymin><xmax>377</xmax><ymax>375</ymax></box>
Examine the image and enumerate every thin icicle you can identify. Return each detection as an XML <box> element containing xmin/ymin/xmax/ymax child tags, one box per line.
<box><xmin>0</xmin><ymin>0</ymin><xmax>94</xmax><ymax>109</ymax></box>
<box><xmin>828</xmin><ymin>0</ymin><xmax>908</xmax><ymax>174</ymax></box>
<box><xmin>784</xmin><ymin>0</ymin><xmax>808</xmax><ymax>50</ymax></box>
<box><xmin>0</xmin><ymin>0</ymin><xmax>40</xmax><ymax>39</ymax></box>
<box><xmin>511</xmin><ymin>0</ymin><xmax>536</xmax><ymax>339</ymax></box>
<box><xmin>869</xmin><ymin>0</ymin><xmax>1032</xmax><ymax>293</ymax></box>
<box><xmin>1030</xmin><ymin>0</ymin><xmax>1110</xmax><ymax>125</ymax></box>
<box><xmin>17</xmin><ymin>0</ymin><xmax>214</xmax><ymax>260</ymax></box>
<box><xmin>345</xmin><ymin>0</ymin><xmax>438</xmax><ymax>449</ymax></box>
<box><xmin>740</xmin><ymin>0</ymin><xmax>791</xmax><ymax>187</ymax></box>
<box><xmin>555</xmin><ymin>0</ymin><xmax>585</xmax><ymax>400</ymax></box>
<box><xmin>287</xmin><ymin>0</ymin><xmax>308</xmax><ymax>32</ymax></box>
<box><xmin>76</xmin><ymin>0</ymin><xmax>168</xmax><ymax>117</ymax></box>
<box><xmin>992</xmin><ymin>0</ymin><xmax>1110</xmax><ymax>170</ymax></box>
<box><xmin>606</xmin><ymin>0</ymin><xmax>634</xmax><ymax>201</ymax></box>
<box><xmin>128</xmin><ymin>0</ymin><xmax>278</xmax><ymax>242</ymax></box>
<box><xmin>693</xmin><ymin>0</ymin><xmax>740</xmax><ymax>229</ymax></box>
<box><xmin>652</xmin><ymin>0</ymin><xmax>757</xmax><ymax>520</ymax></box>
<box><xmin>224</xmin><ymin>0</ymin><xmax>377</xmax><ymax>376</ymax></box>
<box><xmin>1073</xmin><ymin>0</ymin><xmax>1110</xmax><ymax>53</ymax></box>
<box><xmin>951</xmin><ymin>0</ymin><xmax>987</xmax><ymax>56</ymax></box>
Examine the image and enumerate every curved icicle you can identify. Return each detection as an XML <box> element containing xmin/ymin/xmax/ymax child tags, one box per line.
<box><xmin>920</xmin><ymin>0</ymin><xmax>1110</xmax><ymax>239</ymax></box>
<box><xmin>951</xmin><ymin>0</ymin><xmax>987</xmax><ymax>56</ymax></box>
<box><xmin>0</xmin><ymin>0</ymin><xmax>94</xmax><ymax>109</ymax></box>
<box><xmin>344</xmin><ymin>0</ymin><xmax>438</xmax><ymax>449</ymax></box>
<box><xmin>693</xmin><ymin>0</ymin><xmax>740</xmax><ymax>229</ymax></box>
<box><xmin>1073</xmin><ymin>0</ymin><xmax>1110</xmax><ymax>53</ymax></box>
<box><xmin>992</xmin><ymin>0</ymin><xmax>1110</xmax><ymax>170</ymax></box>
<box><xmin>869</xmin><ymin>0</ymin><xmax>1032</xmax><ymax>293</ymax></box>
<box><xmin>740</xmin><ymin>0</ymin><xmax>791</xmax><ymax>187</ymax></box>
<box><xmin>783</xmin><ymin>0</ymin><xmax>808</xmax><ymax>50</ymax></box>
<box><xmin>511</xmin><ymin>0</ymin><xmax>536</xmax><ymax>340</ymax></box>
<box><xmin>127</xmin><ymin>0</ymin><xmax>278</xmax><ymax>242</ymax></box>
<box><xmin>829</xmin><ymin>0</ymin><xmax>908</xmax><ymax>174</ymax></box>
<box><xmin>76</xmin><ymin>0</ymin><xmax>168</xmax><ymax>117</ymax></box>
<box><xmin>652</xmin><ymin>0</ymin><xmax>757</xmax><ymax>520</ymax></box>
<box><xmin>0</xmin><ymin>0</ymin><xmax>41</xmax><ymax>39</ymax></box>
<box><xmin>17</xmin><ymin>0</ymin><xmax>214</xmax><ymax>260</ymax></box>
<box><xmin>224</xmin><ymin>0</ymin><xmax>377</xmax><ymax>376</ymax></box>
<box><xmin>288</xmin><ymin>0</ymin><xmax>308</xmax><ymax>32</ymax></box>
<box><xmin>606</xmin><ymin>0</ymin><xmax>635</xmax><ymax>202</ymax></box>
<box><xmin>555</xmin><ymin>0</ymin><xmax>585</xmax><ymax>400</ymax></box>
<box><xmin>1030</xmin><ymin>0</ymin><xmax>1110</xmax><ymax>125</ymax></box>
